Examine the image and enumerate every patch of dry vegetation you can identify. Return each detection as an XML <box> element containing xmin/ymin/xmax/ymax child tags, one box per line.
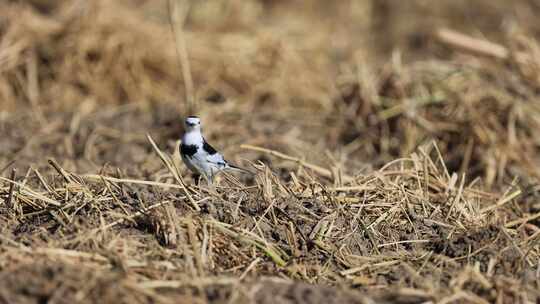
<box><xmin>1</xmin><ymin>1</ymin><xmax>540</xmax><ymax>303</ymax></box>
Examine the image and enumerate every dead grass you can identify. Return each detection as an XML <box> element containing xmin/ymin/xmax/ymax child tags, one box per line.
<box><xmin>1</xmin><ymin>0</ymin><xmax>540</xmax><ymax>303</ymax></box>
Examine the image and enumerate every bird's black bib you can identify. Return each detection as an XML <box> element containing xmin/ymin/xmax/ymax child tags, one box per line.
<box><xmin>180</xmin><ymin>143</ymin><xmax>198</xmax><ymax>157</ymax></box>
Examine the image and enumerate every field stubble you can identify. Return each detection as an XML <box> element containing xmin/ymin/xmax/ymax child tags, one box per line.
<box><xmin>1</xmin><ymin>1</ymin><xmax>540</xmax><ymax>303</ymax></box>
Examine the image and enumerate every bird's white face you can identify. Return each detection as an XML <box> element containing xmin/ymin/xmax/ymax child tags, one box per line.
<box><xmin>184</xmin><ymin>116</ymin><xmax>201</xmax><ymax>132</ymax></box>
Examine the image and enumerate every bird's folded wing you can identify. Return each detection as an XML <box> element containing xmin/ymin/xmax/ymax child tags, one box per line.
<box><xmin>205</xmin><ymin>153</ymin><xmax>227</xmax><ymax>168</ymax></box>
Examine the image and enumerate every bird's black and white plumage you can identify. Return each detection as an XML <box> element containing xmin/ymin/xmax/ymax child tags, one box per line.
<box><xmin>180</xmin><ymin>116</ymin><xmax>248</xmax><ymax>183</ymax></box>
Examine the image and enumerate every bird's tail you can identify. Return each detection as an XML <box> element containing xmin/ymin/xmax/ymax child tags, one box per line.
<box><xmin>226</xmin><ymin>164</ymin><xmax>255</xmax><ymax>175</ymax></box>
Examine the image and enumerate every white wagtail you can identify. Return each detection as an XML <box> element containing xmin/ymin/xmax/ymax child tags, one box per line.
<box><xmin>180</xmin><ymin>116</ymin><xmax>250</xmax><ymax>184</ymax></box>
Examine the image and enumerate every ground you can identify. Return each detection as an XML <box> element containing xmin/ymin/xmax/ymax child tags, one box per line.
<box><xmin>0</xmin><ymin>1</ymin><xmax>539</xmax><ymax>303</ymax></box>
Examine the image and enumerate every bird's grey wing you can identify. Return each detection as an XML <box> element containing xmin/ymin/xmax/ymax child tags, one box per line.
<box><xmin>200</xmin><ymin>138</ymin><xmax>228</xmax><ymax>169</ymax></box>
<box><xmin>205</xmin><ymin>152</ymin><xmax>228</xmax><ymax>169</ymax></box>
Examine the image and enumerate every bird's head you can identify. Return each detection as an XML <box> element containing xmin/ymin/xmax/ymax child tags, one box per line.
<box><xmin>184</xmin><ymin>116</ymin><xmax>201</xmax><ymax>132</ymax></box>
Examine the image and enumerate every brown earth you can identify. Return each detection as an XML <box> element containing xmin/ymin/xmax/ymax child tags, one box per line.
<box><xmin>1</xmin><ymin>1</ymin><xmax>539</xmax><ymax>303</ymax></box>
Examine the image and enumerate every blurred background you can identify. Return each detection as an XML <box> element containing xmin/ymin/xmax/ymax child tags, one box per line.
<box><xmin>1</xmin><ymin>2</ymin><xmax>540</xmax><ymax>303</ymax></box>
<box><xmin>1</xmin><ymin>0</ymin><xmax>539</xmax><ymax>188</ymax></box>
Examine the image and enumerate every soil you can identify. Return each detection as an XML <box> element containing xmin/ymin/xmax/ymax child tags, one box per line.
<box><xmin>1</xmin><ymin>1</ymin><xmax>539</xmax><ymax>303</ymax></box>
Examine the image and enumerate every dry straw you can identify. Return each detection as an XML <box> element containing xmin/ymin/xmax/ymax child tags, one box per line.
<box><xmin>1</xmin><ymin>1</ymin><xmax>540</xmax><ymax>303</ymax></box>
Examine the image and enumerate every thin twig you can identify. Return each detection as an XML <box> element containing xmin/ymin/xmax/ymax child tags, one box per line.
<box><xmin>0</xmin><ymin>159</ymin><xmax>15</xmax><ymax>175</ymax></box>
<box><xmin>6</xmin><ymin>168</ymin><xmax>16</xmax><ymax>208</ymax></box>
<box><xmin>0</xmin><ymin>176</ymin><xmax>61</xmax><ymax>207</ymax></box>
<box><xmin>241</xmin><ymin>144</ymin><xmax>353</xmax><ymax>182</ymax></box>
<box><xmin>480</xmin><ymin>189</ymin><xmax>521</xmax><ymax>214</ymax></box>
<box><xmin>48</xmin><ymin>159</ymin><xmax>72</xmax><ymax>183</ymax></box>
<box><xmin>167</xmin><ymin>0</ymin><xmax>196</xmax><ymax>114</ymax></box>
<box><xmin>435</xmin><ymin>28</ymin><xmax>509</xmax><ymax>59</ymax></box>
<box><xmin>83</xmin><ymin>174</ymin><xmax>184</xmax><ymax>189</ymax></box>
<box><xmin>147</xmin><ymin>134</ymin><xmax>200</xmax><ymax>211</ymax></box>
<box><xmin>93</xmin><ymin>200</ymin><xmax>174</xmax><ymax>232</ymax></box>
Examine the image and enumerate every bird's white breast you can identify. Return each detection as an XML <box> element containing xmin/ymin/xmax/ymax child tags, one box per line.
<box><xmin>182</xmin><ymin>131</ymin><xmax>203</xmax><ymax>146</ymax></box>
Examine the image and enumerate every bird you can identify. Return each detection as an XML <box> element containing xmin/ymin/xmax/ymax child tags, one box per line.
<box><xmin>180</xmin><ymin>115</ymin><xmax>250</xmax><ymax>184</ymax></box>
